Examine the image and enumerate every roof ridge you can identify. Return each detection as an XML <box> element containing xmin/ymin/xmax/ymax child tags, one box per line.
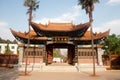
<box><xmin>48</xmin><ymin>22</ymin><xmax>73</xmax><ymax>25</ymax></box>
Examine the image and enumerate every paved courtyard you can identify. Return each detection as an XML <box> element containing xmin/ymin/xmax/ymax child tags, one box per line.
<box><xmin>0</xmin><ymin>67</ymin><xmax>120</xmax><ymax>80</ymax></box>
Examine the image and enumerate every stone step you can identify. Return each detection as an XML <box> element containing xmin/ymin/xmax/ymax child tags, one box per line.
<box><xmin>77</xmin><ymin>64</ymin><xmax>106</xmax><ymax>71</ymax></box>
<box><xmin>48</xmin><ymin>63</ymin><xmax>72</xmax><ymax>66</ymax></box>
<box><xmin>18</xmin><ymin>63</ymin><xmax>106</xmax><ymax>72</ymax></box>
<box><xmin>18</xmin><ymin>63</ymin><xmax>78</xmax><ymax>72</ymax></box>
<box><xmin>42</xmin><ymin>66</ymin><xmax>77</xmax><ymax>72</ymax></box>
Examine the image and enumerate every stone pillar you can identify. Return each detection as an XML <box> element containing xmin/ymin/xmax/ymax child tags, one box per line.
<box><xmin>97</xmin><ymin>48</ymin><xmax>104</xmax><ymax>65</ymax></box>
<box><xmin>18</xmin><ymin>46</ymin><xmax>24</xmax><ymax>66</ymax></box>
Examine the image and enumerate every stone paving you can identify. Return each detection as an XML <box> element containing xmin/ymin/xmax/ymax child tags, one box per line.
<box><xmin>0</xmin><ymin>67</ymin><xmax>18</xmax><ymax>80</ymax></box>
<box><xmin>0</xmin><ymin>67</ymin><xmax>120</xmax><ymax>80</ymax></box>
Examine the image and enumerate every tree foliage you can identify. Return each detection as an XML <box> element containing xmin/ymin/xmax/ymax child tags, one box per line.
<box><xmin>102</xmin><ymin>34</ymin><xmax>120</xmax><ymax>55</ymax></box>
<box><xmin>53</xmin><ymin>49</ymin><xmax>61</xmax><ymax>58</ymax></box>
<box><xmin>5</xmin><ymin>43</ymin><xmax>12</xmax><ymax>55</ymax></box>
<box><xmin>24</xmin><ymin>0</ymin><xmax>39</xmax><ymax>19</ymax></box>
<box><xmin>0</xmin><ymin>37</ymin><xmax>17</xmax><ymax>44</ymax></box>
<box><xmin>24</xmin><ymin>0</ymin><xmax>39</xmax><ymax>10</ymax></box>
<box><xmin>78</xmin><ymin>0</ymin><xmax>99</xmax><ymax>22</ymax></box>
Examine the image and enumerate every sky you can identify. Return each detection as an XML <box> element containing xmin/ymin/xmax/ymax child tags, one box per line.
<box><xmin>0</xmin><ymin>0</ymin><xmax>120</xmax><ymax>41</ymax></box>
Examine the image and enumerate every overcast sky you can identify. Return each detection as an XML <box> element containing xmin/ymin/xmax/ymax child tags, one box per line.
<box><xmin>0</xmin><ymin>0</ymin><xmax>120</xmax><ymax>40</ymax></box>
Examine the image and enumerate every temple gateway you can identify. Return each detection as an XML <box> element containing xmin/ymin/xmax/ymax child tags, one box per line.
<box><xmin>10</xmin><ymin>21</ymin><xmax>109</xmax><ymax>66</ymax></box>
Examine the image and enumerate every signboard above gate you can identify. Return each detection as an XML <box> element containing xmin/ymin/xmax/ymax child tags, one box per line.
<box><xmin>52</xmin><ymin>36</ymin><xmax>69</xmax><ymax>43</ymax></box>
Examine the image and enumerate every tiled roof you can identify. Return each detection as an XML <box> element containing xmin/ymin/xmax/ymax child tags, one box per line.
<box><xmin>75</xmin><ymin>29</ymin><xmax>110</xmax><ymax>40</ymax></box>
<box><xmin>10</xmin><ymin>28</ymin><xmax>110</xmax><ymax>42</ymax></box>
<box><xmin>10</xmin><ymin>28</ymin><xmax>47</xmax><ymax>44</ymax></box>
<box><xmin>10</xmin><ymin>21</ymin><xmax>110</xmax><ymax>44</ymax></box>
<box><xmin>31</xmin><ymin>22</ymin><xmax>90</xmax><ymax>31</ymax></box>
<box><xmin>47</xmin><ymin>22</ymin><xmax>74</xmax><ymax>31</ymax></box>
<box><xmin>30</xmin><ymin>22</ymin><xmax>90</xmax><ymax>37</ymax></box>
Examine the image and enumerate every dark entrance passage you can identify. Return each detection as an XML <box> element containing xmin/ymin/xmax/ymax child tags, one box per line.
<box><xmin>46</xmin><ymin>43</ymin><xmax>75</xmax><ymax>65</ymax></box>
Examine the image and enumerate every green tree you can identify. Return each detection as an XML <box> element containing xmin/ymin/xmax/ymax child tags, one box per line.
<box><xmin>5</xmin><ymin>43</ymin><xmax>12</xmax><ymax>55</ymax></box>
<box><xmin>102</xmin><ymin>34</ymin><xmax>120</xmax><ymax>68</ymax></box>
<box><xmin>12</xmin><ymin>39</ymin><xmax>18</xmax><ymax>44</ymax></box>
<box><xmin>78</xmin><ymin>0</ymin><xmax>99</xmax><ymax>22</ymax></box>
<box><xmin>24</xmin><ymin>0</ymin><xmax>40</xmax><ymax>48</ymax></box>
<box><xmin>24</xmin><ymin>0</ymin><xmax>39</xmax><ymax>23</ymax></box>
<box><xmin>103</xmin><ymin>34</ymin><xmax>120</xmax><ymax>55</ymax></box>
<box><xmin>116</xmin><ymin>35</ymin><xmax>120</xmax><ymax>54</ymax></box>
<box><xmin>53</xmin><ymin>49</ymin><xmax>61</xmax><ymax>58</ymax></box>
<box><xmin>78</xmin><ymin>0</ymin><xmax>99</xmax><ymax>76</ymax></box>
<box><xmin>24</xmin><ymin>0</ymin><xmax>39</xmax><ymax>75</ymax></box>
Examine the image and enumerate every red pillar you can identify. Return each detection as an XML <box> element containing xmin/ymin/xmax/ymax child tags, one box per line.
<box><xmin>46</xmin><ymin>45</ymin><xmax>53</xmax><ymax>64</ymax></box>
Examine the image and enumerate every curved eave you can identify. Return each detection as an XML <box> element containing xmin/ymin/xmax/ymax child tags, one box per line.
<box><xmin>31</xmin><ymin>22</ymin><xmax>90</xmax><ymax>37</ymax></box>
<box><xmin>10</xmin><ymin>28</ymin><xmax>47</xmax><ymax>44</ymax></box>
<box><xmin>75</xmin><ymin>29</ymin><xmax>110</xmax><ymax>42</ymax></box>
<box><xmin>10</xmin><ymin>28</ymin><xmax>28</xmax><ymax>39</ymax></box>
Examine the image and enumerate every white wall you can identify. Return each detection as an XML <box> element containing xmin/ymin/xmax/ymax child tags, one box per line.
<box><xmin>0</xmin><ymin>43</ymin><xmax>18</xmax><ymax>54</ymax></box>
<box><xmin>97</xmin><ymin>48</ymin><xmax>104</xmax><ymax>65</ymax></box>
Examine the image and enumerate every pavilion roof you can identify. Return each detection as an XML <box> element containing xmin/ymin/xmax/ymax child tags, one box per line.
<box><xmin>30</xmin><ymin>22</ymin><xmax>90</xmax><ymax>37</ymax></box>
<box><xmin>10</xmin><ymin>27</ymin><xmax>110</xmax><ymax>44</ymax></box>
<box><xmin>74</xmin><ymin>29</ymin><xmax>110</xmax><ymax>44</ymax></box>
<box><xmin>10</xmin><ymin>29</ymin><xmax>47</xmax><ymax>44</ymax></box>
<box><xmin>75</xmin><ymin>29</ymin><xmax>110</xmax><ymax>41</ymax></box>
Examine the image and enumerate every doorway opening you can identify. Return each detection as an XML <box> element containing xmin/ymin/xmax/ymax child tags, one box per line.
<box><xmin>46</xmin><ymin>43</ymin><xmax>75</xmax><ymax>65</ymax></box>
<box><xmin>53</xmin><ymin>48</ymin><xmax>68</xmax><ymax>63</ymax></box>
